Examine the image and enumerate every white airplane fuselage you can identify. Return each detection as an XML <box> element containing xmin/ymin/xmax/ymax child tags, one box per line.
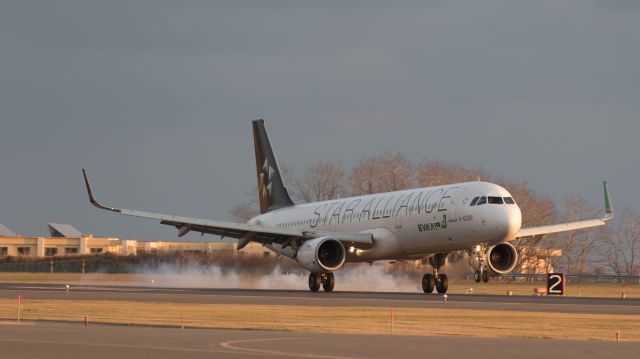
<box><xmin>251</xmin><ymin>181</ymin><xmax>522</xmax><ymax>263</ymax></box>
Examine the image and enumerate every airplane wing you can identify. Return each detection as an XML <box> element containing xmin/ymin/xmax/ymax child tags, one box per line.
<box><xmin>82</xmin><ymin>170</ymin><xmax>373</xmax><ymax>250</ymax></box>
<box><xmin>515</xmin><ymin>181</ymin><xmax>613</xmax><ymax>239</ymax></box>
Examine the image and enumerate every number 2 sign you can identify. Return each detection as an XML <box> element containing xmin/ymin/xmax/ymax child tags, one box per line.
<box><xmin>547</xmin><ymin>273</ymin><xmax>565</xmax><ymax>295</ymax></box>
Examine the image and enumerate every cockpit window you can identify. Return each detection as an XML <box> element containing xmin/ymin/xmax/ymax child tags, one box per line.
<box><xmin>488</xmin><ymin>196</ymin><xmax>504</xmax><ymax>204</ymax></box>
<box><xmin>470</xmin><ymin>197</ymin><xmax>479</xmax><ymax>206</ymax></box>
<box><xmin>503</xmin><ymin>197</ymin><xmax>515</xmax><ymax>204</ymax></box>
<box><xmin>476</xmin><ymin>196</ymin><xmax>487</xmax><ymax>205</ymax></box>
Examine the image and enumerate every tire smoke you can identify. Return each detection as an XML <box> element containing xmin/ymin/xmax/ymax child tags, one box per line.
<box><xmin>136</xmin><ymin>263</ymin><xmax>422</xmax><ymax>292</ymax></box>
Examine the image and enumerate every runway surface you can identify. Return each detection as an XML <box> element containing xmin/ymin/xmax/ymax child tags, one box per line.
<box><xmin>0</xmin><ymin>283</ymin><xmax>639</xmax><ymax>315</ymax></box>
<box><xmin>0</xmin><ymin>321</ymin><xmax>637</xmax><ymax>359</ymax></box>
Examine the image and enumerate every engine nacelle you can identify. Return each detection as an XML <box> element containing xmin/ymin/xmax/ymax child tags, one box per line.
<box><xmin>296</xmin><ymin>236</ymin><xmax>346</xmax><ymax>273</ymax></box>
<box><xmin>470</xmin><ymin>242</ymin><xmax>518</xmax><ymax>276</ymax></box>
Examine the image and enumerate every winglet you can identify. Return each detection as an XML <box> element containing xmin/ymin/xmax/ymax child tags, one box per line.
<box><xmin>82</xmin><ymin>169</ymin><xmax>121</xmax><ymax>213</ymax></box>
<box><xmin>603</xmin><ymin>180</ymin><xmax>613</xmax><ymax>221</ymax></box>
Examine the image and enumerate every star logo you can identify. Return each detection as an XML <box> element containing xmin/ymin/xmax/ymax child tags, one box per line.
<box><xmin>261</xmin><ymin>158</ymin><xmax>275</xmax><ymax>199</ymax></box>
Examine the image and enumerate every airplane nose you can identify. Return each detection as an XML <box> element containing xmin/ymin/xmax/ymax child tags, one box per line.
<box><xmin>502</xmin><ymin>205</ymin><xmax>522</xmax><ymax>239</ymax></box>
<box><xmin>491</xmin><ymin>205</ymin><xmax>521</xmax><ymax>240</ymax></box>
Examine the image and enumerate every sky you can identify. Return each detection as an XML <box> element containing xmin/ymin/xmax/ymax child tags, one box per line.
<box><xmin>0</xmin><ymin>1</ymin><xmax>638</xmax><ymax>240</ymax></box>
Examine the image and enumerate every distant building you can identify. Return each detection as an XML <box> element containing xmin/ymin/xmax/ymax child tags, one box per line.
<box><xmin>0</xmin><ymin>224</ymin><xmax>269</xmax><ymax>258</ymax></box>
<box><xmin>0</xmin><ymin>224</ymin><xmax>17</xmax><ymax>237</ymax></box>
<box><xmin>47</xmin><ymin>223</ymin><xmax>83</xmax><ymax>238</ymax></box>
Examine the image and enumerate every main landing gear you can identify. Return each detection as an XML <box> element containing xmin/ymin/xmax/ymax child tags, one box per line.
<box><xmin>422</xmin><ymin>253</ymin><xmax>449</xmax><ymax>294</ymax></box>
<box><xmin>308</xmin><ymin>272</ymin><xmax>335</xmax><ymax>292</ymax></box>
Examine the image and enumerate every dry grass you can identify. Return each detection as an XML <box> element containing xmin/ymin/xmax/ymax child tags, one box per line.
<box><xmin>1</xmin><ymin>299</ymin><xmax>638</xmax><ymax>342</ymax></box>
<box><xmin>0</xmin><ymin>272</ymin><xmax>148</xmax><ymax>286</ymax></box>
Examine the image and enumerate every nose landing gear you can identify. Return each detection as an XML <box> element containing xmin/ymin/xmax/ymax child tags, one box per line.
<box><xmin>470</xmin><ymin>244</ymin><xmax>491</xmax><ymax>283</ymax></box>
<box><xmin>422</xmin><ymin>253</ymin><xmax>449</xmax><ymax>294</ymax></box>
<box><xmin>473</xmin><ymin>269</ymin><xmax>489</xmax><ymax>283</ymax></box>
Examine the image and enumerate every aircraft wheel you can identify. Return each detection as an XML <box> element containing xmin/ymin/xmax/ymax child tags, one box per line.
<box><xmin>422</xmin><ymin>273</ymin><xmax>435</xmax><ymax>293</ymax></box>
<box><xmin>308</xmin><ymin>273</ymin><xmax>321</xmax><ymax>292</ymax></box>
<box><xmin>436</xmin><ymin>274</ymin><xmax>449</xmax><ymax>294</ymax></box>
<box><xmin>322</xmin><ymin>273</ymin><xmax>335</xmax><ymax>292</ymax></box>
<box><xmin>473</xmin><ymin>270</ymin><xmax>481</xmax><ymax>283</ymax></box>
<box><xmin>481</xmin><ymin>270</ymin><xmax>489</xmax><ymax>283</ymax></box>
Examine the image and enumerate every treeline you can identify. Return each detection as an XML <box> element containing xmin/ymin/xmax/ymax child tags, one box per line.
<box><xmin>230</xmin><ymin>153</ymin><xmax>640</xmax><ymax>276</ymax></box>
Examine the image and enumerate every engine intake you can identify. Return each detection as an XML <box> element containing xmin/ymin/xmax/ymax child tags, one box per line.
<box><xmin>486</xmin><ymin>242</ymin><xmax>518</xmax><ymax>275</ymax></box>
<box><xmin>296</xmin><ymin>236</ymin><xmax>346</xmax><ymax>273</ymax></box>
<box><xmin>470</xmin><ymin>242</ymin><xmax>518</xmax><ymax>276</ymax></box>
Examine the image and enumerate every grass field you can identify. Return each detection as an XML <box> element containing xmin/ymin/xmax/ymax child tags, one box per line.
<box><xmin>1</xmin><ymin>272</ymin><xmax>638</xmax><ymax>341</ymax></box>
<box><xmin>0</xmin><ymin>272</ymin><xmax>637</xmax><ymax>298</ymax></box>
<box><xmin>1</xmin><ymin>299</ymin><xmax>638</xmax><ymax>342</ymax></box>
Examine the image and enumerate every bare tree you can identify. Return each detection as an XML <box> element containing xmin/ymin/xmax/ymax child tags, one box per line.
<box><xmin>228</xmin><ymin>198</ymin><xmax>259</xmax><ymax>222</ymax></box>
<box><xmin>416</xmin><ymin>159</ymin><xmax>487</xmax><ymax>187</ymax></box>
<box><xmin>553</xmin><ymin>195</ymin><xmax>598</xmax><ymax>273</ymax></box>
<box><xmin>293</xmin><ymin>161</ymin><xmax>345</xmax><ymax>203</ymax></box>
<box><xmin>599</xmin><ymin>208</ymin><xmax>640</xmax><ymax>275</ymax></box>
<box><xmin>350</xmin><ymin>156</ymin><xmax>379</xmax><ymax>195</ymax></box>
<box><xmin>350</xmin><ymin>153</ymin><xmax>414</xmax><ymax>195</ymax></box>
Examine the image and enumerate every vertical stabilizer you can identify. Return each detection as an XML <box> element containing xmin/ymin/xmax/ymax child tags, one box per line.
<box><xmin>252</xmin><ymin>119</ymin><xmax>295</xmax><ymax>213</ymax></box>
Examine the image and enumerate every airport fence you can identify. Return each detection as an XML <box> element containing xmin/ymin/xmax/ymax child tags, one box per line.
<box><xmin>464</xmin><ymin>272</ymin><xmax>640</xmax><ymax>284</ymax></box>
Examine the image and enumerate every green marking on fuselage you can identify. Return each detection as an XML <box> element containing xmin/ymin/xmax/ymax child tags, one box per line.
<box><xmin>418</xmin><ymin>215</ymin><xmax>447</xmax><ymax>232</ymax></box>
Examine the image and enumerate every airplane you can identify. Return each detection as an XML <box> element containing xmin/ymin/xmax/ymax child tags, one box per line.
<box><xmin>82</xmin><ymin>119</ymin><xmax>614</xmax><ymax>293</ymax></box>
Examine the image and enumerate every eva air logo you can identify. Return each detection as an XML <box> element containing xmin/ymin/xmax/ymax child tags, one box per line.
<box><xmin>260</xmin><ymin>158</ymin><xmax>275</xmax><ymax>199</ymax></box>
<box><xmin>418</xmin><ymin>215</ymin><xmax>448</xmax><ymax>232</ymax></box>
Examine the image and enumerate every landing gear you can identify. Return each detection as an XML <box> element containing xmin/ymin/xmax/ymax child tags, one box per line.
<box><xmin>422</xmin><ymin>274</ymin><xmax>435</xmax><ymax>293</ymax></box>
<box><xmin>473</xmin><ymin>269</ymin><xmax>490</xmax><ymax>283</ymax></box>
<box><xmin>471</xmin><ymin>244</ymin><xmax>491</xmax><ymax>284</ymax></box>
<box><xmin>422</xmin><ymin>253</ymin><xmax>449</xmax><ymax>294</ymax></box>
<box><xmin>322</xmin><ymin>273</ymin><xmax>335</xmax><ymax>292</ymax></box>
<box><xmin>308</xmin><ymin>272</ymin><xmax>335</xmax><ymax>292</ymax></box>
<box><xmin>308</xmin><ymin>273</ymin><xmax>322</xmax><ymax>292</ymax></box>
<box><xmin>436</xmin><ymin>274</ymin><xmax>448</xmax><ymax>294</ymax></box>
<box><xmin>481</xmin><ymin>270</ymin><xmax>489</xmax><ymax>283</ymax></box>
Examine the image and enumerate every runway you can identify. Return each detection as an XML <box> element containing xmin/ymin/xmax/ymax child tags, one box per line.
<box><xmin>0</xmin><ymin>321</ymin><xmax>637</xmax><ymax>359</ymax></box>
<box><xmin>0</xmin><ymin>283</ymin><xmax>639</xmax><ymax>315</ymax></box>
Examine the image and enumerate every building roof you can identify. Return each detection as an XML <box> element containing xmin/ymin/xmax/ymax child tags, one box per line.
<box><xmin>47</xmin><ymin>223</ymin><xmax>82</xmax><ymax>238</ymax></box>
<box><xmin>0</xmin><ymin>224</ymin><xmax>17</xmax><ymax>237</ymax></box>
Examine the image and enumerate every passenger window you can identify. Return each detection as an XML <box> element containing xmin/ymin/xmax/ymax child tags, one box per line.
<box><xmin>488</xmin><ymin>196</ymin><xmax>504</xmax><ymax>204</ymax></box>
<box><xmin>504</xmin><ymin>197</ymin><xmax>515</xmax><ymax>204</ymax></box>
<box><xmin>476</xmin><ymin>196</ymin><xmax>487</xmax><ymax>205</ymax></box>
<box><xmin>470</xmin><ymin>197</ymin><xmax>479</xmax><ymax>206</ymax></box>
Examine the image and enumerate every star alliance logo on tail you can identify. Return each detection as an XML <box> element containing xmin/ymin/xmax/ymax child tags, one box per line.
<box><xmin>260</xmin><ymin>158</ymin><xmax>275</xmax><ymax>199</ymax></box>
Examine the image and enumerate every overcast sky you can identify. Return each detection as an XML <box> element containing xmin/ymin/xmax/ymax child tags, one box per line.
<box><xmin>0</xmin><ymin>1</ymin><xmax>638</xmax><ymax>240</ymax></box>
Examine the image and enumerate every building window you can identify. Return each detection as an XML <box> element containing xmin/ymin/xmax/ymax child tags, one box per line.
<box><xmin>65</xmin><ymin>247</ymin><xmax>79</xmax><ymax>254</ymax></box>
<box><xmin>0</xmin><ymin>247</ymin><xmax>7</xmax><ymax>256</ymax></box>
<box><xmin>17</xmin><ymin>247</ymin><xmax>31</xmax><ymax>256</ymax></box>
<box><xmin>90</xmin><ymin>248</ymin><xmax>103</xmax><ymax>254</ymax></box>
<box><xmin>45</xmin><ymin>248</ymin><xmax>58</xmax><ymax>256</ymax></box>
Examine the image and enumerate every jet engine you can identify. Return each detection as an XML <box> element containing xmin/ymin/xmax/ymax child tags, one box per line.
<box><xmin>470</xmin><ymin>242</ymin><xmax>518</xmax><ymax>276</ymax></box>
<box><xmin>296</xmin><ymin>236</ymin><xmax>346</xmax><ymax>273</ymax></box>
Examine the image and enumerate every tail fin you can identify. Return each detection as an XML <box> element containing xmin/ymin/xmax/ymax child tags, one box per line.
<box><xmin>603</xmin><ymin>180</ymin><xmax>613</xmax><ymax>221</ymax></box>
<box><xmin>252</xmin><ymin>119</ymin><xmax>295</xmax><ymax>213</ymax></box>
